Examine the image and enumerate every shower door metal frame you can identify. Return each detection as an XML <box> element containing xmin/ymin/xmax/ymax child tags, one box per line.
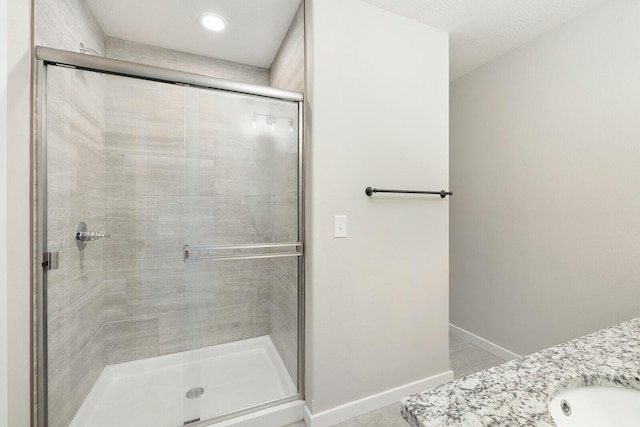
<box><xmin>34</xmin><ymin>46</ymin><xmax>306</xmax><ymax>427</ymax></box>
<box><xmin>35</xmin><ymin>57</ymin><xmax>49</xmax><ymax>427</ymax></box>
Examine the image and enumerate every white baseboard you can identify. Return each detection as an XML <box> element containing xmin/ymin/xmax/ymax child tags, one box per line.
<box><xmin>449</xmin><ymin>324</ymin><xmax>521</xmax><ymax>361</ymax></box>
<box><xmin>303</xmin><ymin>370</ymin><xmax>453</xmax><ymax>427</ymax></box>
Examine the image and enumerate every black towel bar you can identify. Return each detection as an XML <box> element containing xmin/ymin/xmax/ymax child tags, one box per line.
<box><xmin>365</xmin><ymin>187</ymin><xmax>452</xmax><ymax>198</ymax></box>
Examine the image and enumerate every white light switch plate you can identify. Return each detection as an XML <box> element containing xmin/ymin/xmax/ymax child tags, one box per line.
<box><xmin>334</xmin><ymin>215</ymin><xmax>347</xmax><ymax>238</ymax></box>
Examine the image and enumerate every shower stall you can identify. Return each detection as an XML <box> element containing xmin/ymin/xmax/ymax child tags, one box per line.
<box><xmin>35</xmin><ymin>47</ymin><xmax>304</xmax><ymax>427</ymax></box>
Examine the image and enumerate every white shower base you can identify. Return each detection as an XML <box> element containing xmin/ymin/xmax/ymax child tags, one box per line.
<box><xmin>70</xmin><ymin>336</ymin><xmax>298</xmax><ymax>427</ymax></box>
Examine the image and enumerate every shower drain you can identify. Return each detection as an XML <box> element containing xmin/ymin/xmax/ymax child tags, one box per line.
<box><xmin>186</xmin><ymin>387</ymin><xmax>205</xmax><ymax>399</ymax></box>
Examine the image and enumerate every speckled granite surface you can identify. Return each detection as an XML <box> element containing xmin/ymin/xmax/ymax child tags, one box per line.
<box><xmin>401</xmin><ymin>318</ymin><xmax>640</xmax><ymax>426</ymax></box>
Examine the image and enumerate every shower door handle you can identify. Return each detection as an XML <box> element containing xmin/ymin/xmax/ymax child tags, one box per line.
<box><xmin>183</xmin><ymin>242</ymin><xmax>303</xmax><ymax>263</ymax></box>
<box><xmin>42</xmin><ymin>252</ymin><xmax>59</xmax><ymax>271</ymax></box>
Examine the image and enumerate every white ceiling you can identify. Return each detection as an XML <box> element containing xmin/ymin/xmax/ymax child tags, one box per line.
<box><xmin>88</xmin><ymin>0</ymin><xmax>608</xmax><ymax>79</ymax></box>
<box><xmin>87</xmin><ymin>0</ymin><xmax>301</xmax><ymax>68</ymax></box>
<box><xmin>361</xmin><ymin>0</ymin><xmax>608</xmax><ymax>80</ymax></box>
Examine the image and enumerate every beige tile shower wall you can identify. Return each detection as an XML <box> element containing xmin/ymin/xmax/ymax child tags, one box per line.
<box><xmin>35</xmin><ymin>0</ymin><xmax>105</xmax><ymax>54</ymax></box>
<box><xmin>106</xmin><ymin>38</ymin><xmax>270</xmax><ymax>85</ymax></box>
<box><xmin>103</xmin><ymin>35</ymin><xmax>300</xmax><ymax>373</ymax></box>
<box><xmin>45</xmin><ymin>66</ymin><xmax>107</xmax><ymax>427</ymax></box>
<box><xmin>270</xmin><ymin>257</ymin><xmax>299</xmax><ymax>383</ymax></box>
<box><xmin>270</xmin><ymin>3</ymin><xmax>305</xmax><ymax>92</ymax></box>
<box><xmin>269</xmin><ymin>128</ymin><xmax>300</xmax><ymax>383</ymax></box>
<box><xmin>35</xmin><ymin>0</ymin><xmax>107</xmax><ymax>425</ymax></box>
<box><xmin>268</xmin><ymin>3</ymin><xmax>304</xmax><ymax>385</ymax></box>
<box><xmin>103</xmin><ymin>77</ymin><xmax>278</xmax><ymax>364</ymax></box>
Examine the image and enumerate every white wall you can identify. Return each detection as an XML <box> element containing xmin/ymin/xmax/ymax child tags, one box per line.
<box><xmin>450</xmin><ymin>0</ymin><xmax>640</xmax><ymax>356</ymax></box>
<box><xmin>0</xmin><ymin>0</ymin><xmax>32</xmax><ymax>425</ymax></box>
<box><xmin>0</xmin><ymin>0</ymin><xmax>8</xmax><ymax>420</ymax></box>
<box><xmin>305</xmin><ymin>0</ymin><xmax>450</xmax><ymax>422</ymax></box>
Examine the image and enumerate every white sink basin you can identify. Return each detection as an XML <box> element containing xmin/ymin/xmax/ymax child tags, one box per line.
<box><xmin>549</xmin><ymin>385</ymin><xmax>640</xmax><ymax>427</ymax></box>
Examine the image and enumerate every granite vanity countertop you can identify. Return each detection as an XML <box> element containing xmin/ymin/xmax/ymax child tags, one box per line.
<box><xmin>401</xmin><ymin>317</ymin><xmax>640</xmax><ymax>426</ymax></box>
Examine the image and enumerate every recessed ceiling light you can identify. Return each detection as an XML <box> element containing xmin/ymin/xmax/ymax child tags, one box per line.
<box><xmin>201</xmin><ymin>14</ymin><xmax>226</xmax><ymax>32</ymax></box>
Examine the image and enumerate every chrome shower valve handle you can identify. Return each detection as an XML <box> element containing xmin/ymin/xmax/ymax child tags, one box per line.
<box><xmin>77</xmin><ymin>231</ymin><xmax>111</xmax><ymax>241</ymax></box>
<box><xmin>76</xmin><ymin>221</ymin><xmax>110</xmax><ymax>250</ymax></box>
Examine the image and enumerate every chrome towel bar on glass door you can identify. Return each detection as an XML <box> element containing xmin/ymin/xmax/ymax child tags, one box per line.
<box><xmin>183</xmin><ymin>242</ymin><xmax>303</xmax><ymax>263</ymax></box>
<box><xmin>365</xmin><ymin>187</ymin><xmax>453</xmax><ymax>198</ymax></box>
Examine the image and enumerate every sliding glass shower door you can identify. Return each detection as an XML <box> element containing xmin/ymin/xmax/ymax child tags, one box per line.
<box><xmin>38</xmin><ymin>57</ymin><xmax>303</xmax><ymax>427</ymax></box>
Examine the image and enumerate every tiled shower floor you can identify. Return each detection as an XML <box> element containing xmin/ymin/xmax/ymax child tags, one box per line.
<box><xmin>70</xmin><ymin>336</ymin><xmax>297</xmax><ymax>427</ymax></box>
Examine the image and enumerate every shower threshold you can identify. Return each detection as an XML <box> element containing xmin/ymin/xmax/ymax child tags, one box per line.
<box><xmin>69</xmin><ymin>336</ymin><xmax>297</xmax><ymax>427</ymax></box>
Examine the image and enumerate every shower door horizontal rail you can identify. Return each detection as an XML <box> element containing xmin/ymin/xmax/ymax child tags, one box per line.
<box><xmin>183</xmin><ymin>242</ymin><xmax>303</xmax><ymax>263</ymax></box>
<box><xmin>35</xmin><ymin>46</ymin><xmax>304</xmax><ymax>102</ymax></box>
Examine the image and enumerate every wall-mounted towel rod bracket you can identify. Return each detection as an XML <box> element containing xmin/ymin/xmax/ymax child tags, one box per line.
<box><xmin>365</xmin><ymin>187</ymin><xmax>452</xmax><ymax>198</ymax></box>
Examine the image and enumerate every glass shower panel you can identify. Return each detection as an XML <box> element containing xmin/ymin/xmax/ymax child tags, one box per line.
<box><xmin>43</xmin><ymin>62</ymin><xmax>301</xmax><ymax>427</ymax></box>
<box><xmin>102</xmin><ymin>73</ymin><xmax>205</xmax><ymax>427</ymax></box>
<box><xmin>183</xmin><ymin>86</ymin><xmax>300</xmax><ymax>245</ymax></box>
<box><xmin>44</xmin><ymin>65</ymin><xmax>206</xmax><ymax>427</ymax></box>
<box><xmin>181</xmin><ymin>86</ymin><xmax>300</xmax><ymax>419</ymax></box>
